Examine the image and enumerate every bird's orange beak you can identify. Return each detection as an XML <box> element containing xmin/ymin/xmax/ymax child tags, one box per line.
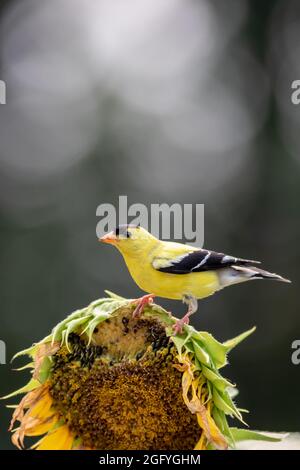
<box><xmin>99</xmin><ymin>231</ymin><xmax>117</xmax><ymax>245</ymax></box>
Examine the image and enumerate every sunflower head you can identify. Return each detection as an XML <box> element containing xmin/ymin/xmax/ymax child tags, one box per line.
<box><xmin>4</xmin><ymin>292</ymin><xmax>280</xmax><ymax>450</ymax></box>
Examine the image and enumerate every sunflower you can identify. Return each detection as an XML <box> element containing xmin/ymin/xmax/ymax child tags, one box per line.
<box><xmin>4</xmin><ymin>291</ymin><xmax>279</xmax><ymax>450</ymax></box>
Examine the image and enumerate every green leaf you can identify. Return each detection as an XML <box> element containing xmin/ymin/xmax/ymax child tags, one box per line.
<box><xmin>93</xmin><ymin>299</ymin><xmax>128</xmax><ymax>316</ymax></box>
<box><xmin>50</xmin><ymin>297</ymin><xmax>128</xmax><ymax>347</ymax></box>
<box><xmin>230</xmin><ymin>428</ymin><xmax>282</xmax><ymax>443</ymax></box>
<box><xmin>84</xmin><ymin>315</ymin><xmax>111</xmax><ymax>345</ymax></box>
<box><xmin>104</xmin><ymin>290</ymin><xmax>125</xmax><ymax>300</ymax></box>
<box><xmin>12</xmin><ymin>362</ymin><xmax>34</xmax><ymax>371</ymax></box>
<box><xmin>223</xmin><ymin>327</ymin><xmax>256</xmax><ymax>353</ymax></box>
<box><xmin>192</xmin><ymin>340</ymin><xmax>211</xmax><ymax>366</ymax></box>
<box><xmin>212</xmin><ymin>387</ymin><xmax>244</xmax><ymax>423</ymax></box>
<box><xmin>51</xmin><ymin>308</ymin><xmax>88</xmax><ymax>343</ymax></box>
<box><xmin>38</xmin><ymin>356</ymin><xmax>53</xmax><ymax>384</ymax></box>
<box><xmin>171</xmin><ymin>330</ymin><xmax>194</xmax><ymax>355</ymax></box>
<box><xmin>212</xmin><ymin>407</ymin><xmax>234</xmax><ymax>447</ymax></box>
<box><xmin>63</xmin><ymin>316</ymin><xmax>91</xmax><ymax>350</ymax></box>
<box><xmin>201</xmin><ymin>364</ymin><xmax>233</xmax><ymax>391</ymax></box>
<box><xmin>147</xmin><ymin>305</ymin><xmax>175</xmax><ymax>326</ymax></box>
<box><xmin>11</xmin><ymin>344</ymin><xmax>39</xmax><ymax>362</ymax></box>
<box><xmin>194</xmin><ymin>332</ymin><xmax>228</xmax><ymax>368</ymax></box>
<box><xmin>1</xmin><ymin>378</ymin><xmax>40</xmax><ymax>400</ymax></box>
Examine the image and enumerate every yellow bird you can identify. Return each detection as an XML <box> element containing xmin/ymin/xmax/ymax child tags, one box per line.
<box><xmin>100</xmin><ymin>225</ymin><xmax>290</xmax><ymax>333</ymax></box>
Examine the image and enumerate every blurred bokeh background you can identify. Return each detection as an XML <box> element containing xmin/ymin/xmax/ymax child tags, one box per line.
<box><xmin>0</xmin><ymin>0</ymin><xmax>299</xmax><ymax>449</ymax></box>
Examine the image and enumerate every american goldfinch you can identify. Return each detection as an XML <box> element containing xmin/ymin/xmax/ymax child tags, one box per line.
<box><xmin>100</xmin><ymin>225</ymin><xmax>290</xmax><ymax>333</ymax></box>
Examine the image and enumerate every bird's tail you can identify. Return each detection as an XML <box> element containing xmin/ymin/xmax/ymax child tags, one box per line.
<box><xmin>232</xmin><ymin>265</ymin><xmax>291</xmax><ymax>283</ymax></box>
<box><xmin>219</xmin><ymin>265</ymin><xmax>291</xmax><ymax>287</ymax></box>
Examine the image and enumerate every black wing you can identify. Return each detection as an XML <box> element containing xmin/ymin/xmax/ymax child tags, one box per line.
<box><xmin>154</xmin><ymin>249</ymin><xmax>260</xmax><ymax>275</ymax></box>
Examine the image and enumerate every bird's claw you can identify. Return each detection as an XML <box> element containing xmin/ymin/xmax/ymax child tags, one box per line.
<box><xmin>131</xmin><ymin>293</ymin><xmax>155</xmax><ymax>318</ymax></box>
<box><xmin>172</xmin><ymin>314</ymin><xmax>190</xmax><ymax>335</ymax></box>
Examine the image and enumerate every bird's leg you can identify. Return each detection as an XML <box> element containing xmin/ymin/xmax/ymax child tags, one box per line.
<box><xmin>173</xmin><ymin>295</ymin><xmax>198</xmax><ymax>335</ymax></box>
<box><xmin>131</xmin><ymin>293</ymin><xmax>155</xmax><ymax>319</ymax></box>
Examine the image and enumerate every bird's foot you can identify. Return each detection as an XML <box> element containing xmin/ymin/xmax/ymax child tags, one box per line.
<box><xmin>131</xmin><ymin>293</ymin><xmax>155</xmax><ymax>319</ymax></box>
<box><xmin>172</xmin><ymin>294</ymin><xmax>198</xmax><ymax>335</ymax></box>
<box><xmin>172</xmin><ymin>313</ymin><xmax>190</xmax><ymax>335</ymax></box>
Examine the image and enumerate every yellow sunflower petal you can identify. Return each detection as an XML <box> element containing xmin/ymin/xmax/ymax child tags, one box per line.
<box><xmin>11</xmin><ymin>413</ymin><xmax>57</xmax><ymax>449</ymax></box>
<box><xmin>196</xmin><ymin>401</ymin><xmax>228</xmax><ymax>450</ymax></box>
<box><xmin>9</xmin><ymin>385</ymin><xmax>45</xmax><ymax>431</ymax></box>
<box><xmin>176</xmin><ymin>351</ymin><xmax>227</xmax><ymax>450</ymax></box>
<box><xmin>10</xmin><ymin>383</ymin><xmax>57</xmax><ymax>448</ymax></box>
<box><xmin>35</xmin><ymin>424</ymin><xmax>74</xmax><ymax>450</ymax></box>
<box><xmin>28</xmin><ymin>391</ymin><xmax>53</xmax><ymax>420</ymax></box>
<box><xmin>194</xmin><ymin>431</ymin><xmax>206</xmax><ymax>450</ymax></box>
<box><xmin>25</xmin><ymin>415</ymin><xmax>58</xmax><ymax>436</ymax></box>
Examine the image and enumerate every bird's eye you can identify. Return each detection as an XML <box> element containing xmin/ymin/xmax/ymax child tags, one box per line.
<box><xmin>114</xmin><ymin>226</ymin><xmax>131</xmax><ymax>238</ymax></box>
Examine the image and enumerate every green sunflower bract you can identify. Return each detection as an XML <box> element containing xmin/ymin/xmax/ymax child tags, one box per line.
<box><xmin>4</xmin><ymin>291</ymin><xmax>281</xmax><ymax>450</ymax></box>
